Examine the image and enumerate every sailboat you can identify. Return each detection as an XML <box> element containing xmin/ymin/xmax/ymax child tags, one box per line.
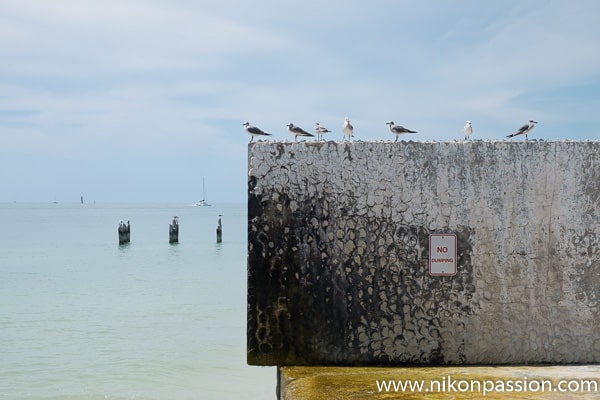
<box><xmin>194</xmin><ymin>178</ymin><xmax>212</xmax><ymax>207</ymax></box>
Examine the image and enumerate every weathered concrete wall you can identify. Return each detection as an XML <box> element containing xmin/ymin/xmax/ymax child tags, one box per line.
<box><xmin>247</xmin><ymin>141</ymin><xmax>600</xmax><ymax>366</ymax></box>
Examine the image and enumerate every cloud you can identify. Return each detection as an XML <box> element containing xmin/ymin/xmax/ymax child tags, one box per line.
<box><xmin>1</xmin><ymin>0</ymin><xmax>600</xmax><ymax>201</ymax></box>
<box><xmin>0</xmin><ymin>0</ymin><xmax>286</xmax><ymax>77</ymax></box>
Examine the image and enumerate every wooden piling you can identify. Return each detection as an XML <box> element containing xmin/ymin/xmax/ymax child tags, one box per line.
<box><xmin>118</xmin><ymin>220</ymin><xmax>130</xmax><ymax>244</ymax></box>
<box><xmin>216</xmin><ymin>214</ymin><xmax>222</xmax><ymax>243</ymax></box>
<box><xmin>169</xmin><ymin>216</ymin><xmax>179</xmax><ymax>244</ymax></box>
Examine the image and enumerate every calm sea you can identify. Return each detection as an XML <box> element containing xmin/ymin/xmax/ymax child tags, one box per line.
<box><xmin>0</xmin><ymin>202</ymin><xmax>274</xmax><ymax>400</ymax></box>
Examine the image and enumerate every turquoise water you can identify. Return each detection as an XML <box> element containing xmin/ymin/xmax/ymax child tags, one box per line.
<box><xmin>0</xmin><ymin>203</ymin><xmax>274</xmax><ymax>399</ymax></box>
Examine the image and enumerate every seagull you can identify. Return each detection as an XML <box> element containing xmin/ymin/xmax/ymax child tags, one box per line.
<box><xmin>286</xmin><ymin>123</ymin><xmax>314</xmax><ymax>141</ymax></box>
<box><xmin>342</xmin><ymin>117</ymin><xmax>354</xmax><ymax>140</ymax></box>
<box><xmin>386</xmin><ymin>121</ymin><xmax>417</xmax><ymax>142</ymax></box>
<box><xmin>314</xmin><ymin>123</ymin><xmax>331</xmax><ymax>140</ymax></box>
<box><xmin>463</xmin><ymin>121</ymin><xmax>473</xmax><ymax>140</ymax></box>
<box><xmin>243</xmin><ymin>122</ymin><xmax>271</xmax><ymax>142</ymax></box>
<box><xmin>507</xmin><ymin>120</ymin><xmax>538</xmax><ymax>140</ymax></box>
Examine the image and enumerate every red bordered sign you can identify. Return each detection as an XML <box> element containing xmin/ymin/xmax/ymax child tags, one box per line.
<box><xmin>429</xmin><ymin>234</ymin><xmax>457</xmax><ymax>276</ymax></box>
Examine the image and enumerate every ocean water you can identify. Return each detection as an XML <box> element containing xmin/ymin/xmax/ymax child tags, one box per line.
<box><xmin>0</xmin><ymin>203</ymin><xmax>274</xmax><ymax>400</ymax></box>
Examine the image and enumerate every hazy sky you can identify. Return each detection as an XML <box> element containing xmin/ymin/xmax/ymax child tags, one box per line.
<box><xmin>1</xmin><ymin>0</ymin><xmax>599</xmax><ymax>203</ymax></box>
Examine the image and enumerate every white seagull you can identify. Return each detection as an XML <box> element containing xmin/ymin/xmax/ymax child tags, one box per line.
<box><xmin>463</xmin><ymin>121</ymin><xmax>473</xmax><ymax>140</ymax></box>
<box><xmin>243</xmin><ymin>122</ymin><xmax>271</xmax><ymax>142</ymax></box>
<box><xmin>342</xmin><ymin>117</ymin><xmax>354</xmax><ymax>140</ymax></box>
<box><xmin>314</xmin><ymin>123</ymin><xmax>331</xmax><ymax>141</ymax></box>
<box><xmin>386</xmin><ymin>121</ymin><xmax>417</xmax><ymax>142</ymax></box>
<box><xmin>507</xmin><ymin>120</ymin><xmax>538</xmax><ymax>140</ymax></box>
<box><xmin>286</xmin><ymin>123</ymin><xmax>314</xmax><ymax>141</ymax></box>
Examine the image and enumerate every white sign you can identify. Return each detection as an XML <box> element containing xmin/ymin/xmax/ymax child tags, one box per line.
<box><xmin>429</xmin><ymin>234</ymin><xmax>457</xmax><ymax>276</ymax></box>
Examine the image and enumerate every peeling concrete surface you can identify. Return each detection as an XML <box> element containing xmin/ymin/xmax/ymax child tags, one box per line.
<box><xmin>247</xmin><ymin>141</ymin><xmax>600</xmax><ymax>365</ymax></box>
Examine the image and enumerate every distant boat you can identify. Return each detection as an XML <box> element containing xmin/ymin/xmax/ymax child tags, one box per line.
<box><xmin>194</xmin><ymin>178</ymin><xmax>212</xmax><ymax>207</ymax></box>
<box><xmin>194</xmin><ymin>199</ymin><xmax>211</xmax><ymax>207</ymax></box>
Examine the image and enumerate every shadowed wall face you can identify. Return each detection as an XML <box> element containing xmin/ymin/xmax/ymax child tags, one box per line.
<box><xmin>248</xmin><ymin>141</ymin><xmax>600</xmax><ymax>366</ymax></box>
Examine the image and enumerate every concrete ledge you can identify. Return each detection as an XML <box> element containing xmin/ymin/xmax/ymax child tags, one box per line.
<box><xmin>279</xmin><ymin>366</ymin><xmax>600</xmax><ymax>399</ymax></box>
<box><xmin>248</xmin><ymin>141</ymin><xmax>600</xmax><ymax>365</ymax></box>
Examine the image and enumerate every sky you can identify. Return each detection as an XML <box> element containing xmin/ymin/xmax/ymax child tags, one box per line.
<box><xmin>1</xmin><ymin>0</ymin><xmax>599</xmax><ymax>203</ymax></box>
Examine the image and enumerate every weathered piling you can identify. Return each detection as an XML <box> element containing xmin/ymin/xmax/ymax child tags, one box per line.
<box><xmin>118</xmin><ymin>220</ymin><xmax>130</xmax><ymax>245</ymax></box>
<box><xmin>216</xmin><ymin>214</ymin><xmax>222</xmax><ymax>243</ymax></box>
<box><xmin>169</xmin><ymin>216</ymin><xmax>179</xmax><ymax>244</ymax></box>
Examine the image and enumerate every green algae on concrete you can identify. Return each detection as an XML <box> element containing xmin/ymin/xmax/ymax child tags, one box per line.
<box><xmin>279</xmin><ymin>366</ymin><xmax>600</xmax><ymax>399</ymax></box>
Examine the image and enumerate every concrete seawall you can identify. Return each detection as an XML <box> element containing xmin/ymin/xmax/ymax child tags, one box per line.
<box><xmin>248</xmin><ymin>141</ymin><xmax>600</xmax><ymax>366</ymax></box>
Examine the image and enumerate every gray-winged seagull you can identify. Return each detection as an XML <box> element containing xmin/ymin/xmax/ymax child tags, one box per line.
<box><xmin>243</xmin><ymin>122</ymin><xmax>271</xmax><ymax>142</ymax></box>
<box><xmin>286</xmin><ymin>123</ymin><xmax>314</xmax><ymax>141</ymax></box>
<box><xmin>386</xmin><ymin>121</ymin><xmax>417</xmax><ymax>142</ymax></box>
<box><xmin>314</xmin><ymin>123</ymin><xmax>331</xmax><ymax>141</ymax></box>
<box><xmin>464</xmin><ymin>121</ymin><xmax>472</xmax><ymax>140</ymax></box>
<box><xmin>342</xmin><ymin>117</ymin><xmax>354</xmax><ymax>141</ymax></box>
<box><xmin>507</xmin><ymin>120</ymin><xmax>538</xmax><ymax>140</ymax></box>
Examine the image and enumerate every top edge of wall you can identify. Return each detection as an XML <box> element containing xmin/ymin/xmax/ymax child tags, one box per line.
<box><xmin>248</xmin><ymin>139</ymin><xmax>600</xmax><ymax>145</ymax></box>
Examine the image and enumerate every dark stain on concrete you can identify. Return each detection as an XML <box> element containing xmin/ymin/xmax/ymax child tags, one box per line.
<box><xmin>248</xmin><ymin>174</ymin><xmax>476</xmax><ymax>366</ymax></box>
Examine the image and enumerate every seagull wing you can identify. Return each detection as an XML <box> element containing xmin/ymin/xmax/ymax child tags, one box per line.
<box><xmin>247</xmin><ymin>126</ymin><xmax>270</xmax><ymax>136</ymax></box>
<box><xmin>393</xmin><ymin>126</ymin><xmax>417</xmax><ymax>134</ymax></box>
<box><xmin>291</xmin><ymin>126</ymin><xmax>313</xmax><ymax>136</ymax></box>
<box><xmin>507</xmin><ymin>123</ymin><xmax>528</xmax><ymax>137</ymax></box>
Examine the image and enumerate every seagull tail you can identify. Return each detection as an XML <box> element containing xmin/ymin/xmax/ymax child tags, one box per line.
<box><xmin>506</xmin><ymin>133</ymin><xmax>516</xmax><ymax>138</ymax></box>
